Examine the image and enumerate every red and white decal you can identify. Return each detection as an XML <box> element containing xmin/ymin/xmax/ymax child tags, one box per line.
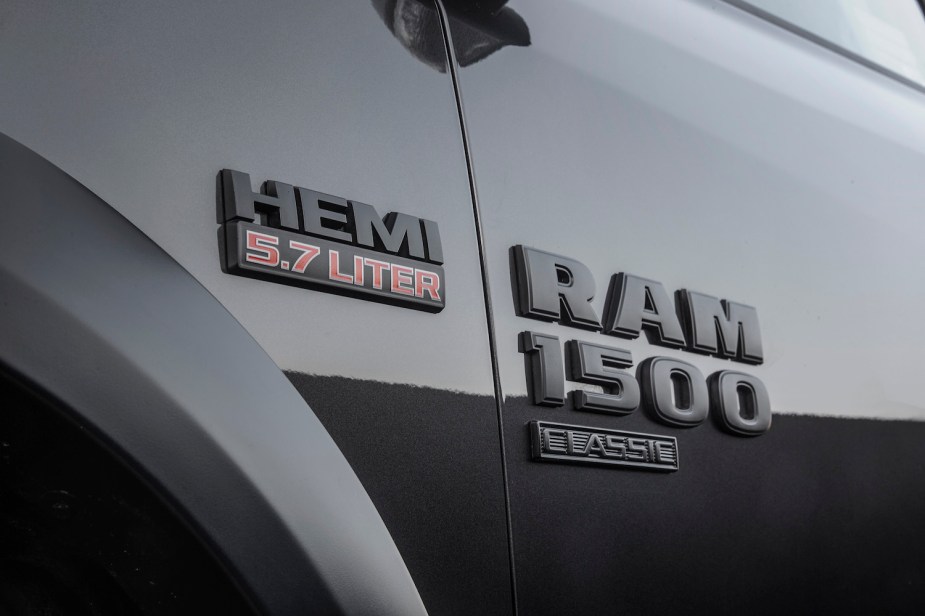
<box><xmin>244</xmin><ymin>230</ymin><xmax>280</xmax><ymax>266</ymax></box>
<box><xmin>234</xmin><ymin>222</ymin><xmax>444</xmax><ymax>310</ymax></box>
<box><xmin>289</xmin><ymin>240</ymin><xmax>320</xmax><ymax>273</ymax></box>
<box><xmin>328</xmin><ymin>250</ymin><xmax>354</xmax><ymax>283</ymax></box>
<box><xmin>391</xmin><ymin>265</ymin><xmax>415</xmax><ymax>296</ymax></box>
<box><xmin>415</xmin><ymin>269</ymin><xmax>441</xmax><ymax>301</ymax></box>
<box><xmin>353</xmin><ymin>255</ymin><xmax>365</xmax><ymax>286</ymax></box>
<box><xmin>364</xmin><ymin>257</ymin><xmax>390</xmax><ymax>290</ymax></box>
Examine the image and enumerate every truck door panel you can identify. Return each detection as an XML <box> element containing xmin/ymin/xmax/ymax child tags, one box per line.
<box><xmin>447</xmin><ymin>0</ymin><xmax>925</xmax><ymax>613</ymax></box>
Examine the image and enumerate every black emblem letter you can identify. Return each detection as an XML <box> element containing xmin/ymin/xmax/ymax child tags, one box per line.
<box><xmin>421</xmin><ymin>219</ymin><xmax>444</xmax><ymax>265</ymax></box>
<box><xmin>221</xmin><ymin>169</ymin><xmax>299</xmax><ymax>232</ymax></box>
<box><xmin>638</xmin><ymin>357</ymin><xmax>709</xmax><ymax>427</ymax></box>
<box><xmin>297</xmin><ymin>187</ymin><xmax>353</xmax><ymax>243</ymax></box>
<box><xmin>513</xmin><ymin>246</ymin><xmax>601</xmax><ymax>330</ymax></box>
<box><xmin>349</xmin><ymin>201</ymin><xmax>427</xmax><ymax>260</ymax></box>
<box><xmin>519</xmin><ymin>331</ymin><xmax>565</xmax><ymax>406</ymax></box>
<box><xmin>678</xmin><ymin>290</ymin><xmax>763</xmax><ymax>364</ymax></box>
<box><xmin>567</xmin><ymin>341</ymin><xmax>640</xmax><ymax>415</ymax></box>
<box><xmin>709</xmin><ymin>370</ymin><xmax>772</xmax><ymax>436</ymax></box>
<box><xmin>603</xmin><ymin>273</ymin><xmax>686</xmax><ymax>347</ymax></box>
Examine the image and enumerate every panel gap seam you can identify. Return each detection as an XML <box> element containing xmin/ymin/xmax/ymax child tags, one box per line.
<box><xmin>433</xmin><ymin>2</ymin><xmax>519</xmax><ymax>615</ymax></box>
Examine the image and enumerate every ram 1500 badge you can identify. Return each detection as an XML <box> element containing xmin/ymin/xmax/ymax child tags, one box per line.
<box><xmin>516</xmin><ymin>245</ymin><xmax>771</xmax><ymax>472</ymax></box>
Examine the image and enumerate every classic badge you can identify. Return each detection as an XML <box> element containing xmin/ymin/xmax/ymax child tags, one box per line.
<box><xmin>530</xmin><ymin>421</ymin><xmax>679</xmax><ymax>472</ymax></box>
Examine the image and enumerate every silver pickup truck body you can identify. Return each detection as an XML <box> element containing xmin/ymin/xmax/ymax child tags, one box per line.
<box><xmin>2</xmin><ymin>1</ymin><xmax>924</xmax><ymax>614</ymax></box>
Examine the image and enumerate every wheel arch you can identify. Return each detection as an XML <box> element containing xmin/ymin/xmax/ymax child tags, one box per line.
<box><xmin>0</xmin><ymin>133</ymin><xmax>426</xmax><ymax>616</ymax></box>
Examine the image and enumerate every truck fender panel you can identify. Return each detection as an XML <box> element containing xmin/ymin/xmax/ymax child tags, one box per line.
<box><xmin>0</xmin><ymin>133</ymin><xmax>427</xmax><ymax>616</ymax></box>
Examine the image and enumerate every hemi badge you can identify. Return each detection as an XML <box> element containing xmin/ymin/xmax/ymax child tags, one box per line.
<box><xmin>219</xmin><ymin>170</ymin><xmax>445</xmax><ymax>312</ymax></box>
<box><xmin>530</xmin><ymin>421</ymin><xmax>679</xmax><ymax>472</ymax></box>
